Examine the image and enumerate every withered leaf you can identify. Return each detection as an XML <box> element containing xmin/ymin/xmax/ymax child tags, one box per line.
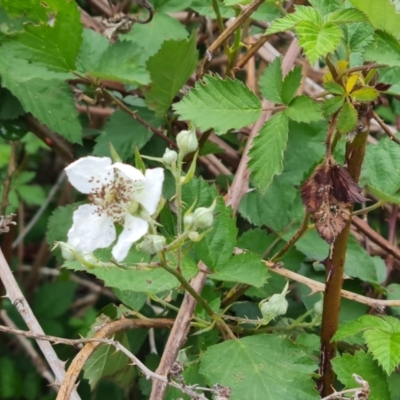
<box><xmin>330</xmin><ymin>165</ymin><xmax>367</xmax><ymax>204</ymax></box>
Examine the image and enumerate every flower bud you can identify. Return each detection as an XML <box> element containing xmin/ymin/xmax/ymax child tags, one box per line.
<box><xmin>259</xmin><ymin>281</ymin><xmax>290</xmax><ymax>321</ymax></box>
<box><xmin>192</xmin><ymin>200</ymin><xmax>216</xmax><ymax>229</ymax></box>
<box><xmin>55</xmin><ymin>241</ymin><xmax>76</xmax><ymax>261</ymax></box>
<box><xmin>162</xmin><ymin>148</ymin><xmax>178</xmax><ymax>165</ymax></box>
<box><xmin>184</xmin><ymin>214</ymin><xmax>195</xmax><ymax>229</ymax></box>
<box><xmin>176</xmin><ymin>129</ymin><xmax>198</xmax><ymax>156</ymax></box>
<box><xmin>188</xmin><ymin>231</ymin><xmax>200</xmax><ymax>241</ymax></box>
<box><xmin>138</xmin><ymin>235</ymin><xmax>166</xmax><ymax>255</ymax></box>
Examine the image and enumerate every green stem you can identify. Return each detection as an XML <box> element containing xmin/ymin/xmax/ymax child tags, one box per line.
<box><xmin>352</xmin><ymin>200</ymin><xmax>386</xmax><ymax>216</ymax></box>
<box><xmin>225</xmin><ymin>10</ymin><xmax>242</xmax><ymax>76</ymax></box>
<box><xmin>211</xmin><ymin>0</ymin><xmax>225</xmax><ymax>35</ymax></box>
<box><xmin>175</xmin><ymin>155</ymin><xmax>184</xmax><ymax>270</ymax></box>
<box><xmin>319</xmin><ymin>122</ymin><xmax>369</xmax><ymax>397</ymax></box>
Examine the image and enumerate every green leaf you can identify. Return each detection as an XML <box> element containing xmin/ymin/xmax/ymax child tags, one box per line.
<box><xmin>285</xmin><ymin>96</ymin><xmax>323</xmax><ymax>122</ymax></box>
<box><xmin>90</xmin><ymin>41</ymin><xmax>150</xmax><ymax>86</ymax></box>
<box><xmin>0</xmin><ymin>53</ymin><xmax>81</xmax><ymax>143</ymax></box>
<box><xmin>151</xmin><ymin>0</ymin><xmax>193</xmax><ymax>12</ymax></box>
<box><xmin>296</xmin><ymin>21</ymin><xmax>343</xmax><ymax>64</ymax></box>
<box><xmin>46</xmin><ymin>204</ymin><xmax>75</xmax><ymax>247</ymax></box>
<box><xmin>308</xmin><ymin>0</ymin><xmax>341</xmax><ymax>16</ymax></box>
<box><xmin>144</xmin><ymin>34</ymin><xmax>198</xmax><ymax>116</ymax></box>
<box><xmin>17</xmin><ymin>185</ymin><xmax>45</xmax><ymax>206</ymax></box>
<box><xmin>122</xmin><ymin>13</ymin><xmax>188</xmax><ymax>62</ymax></box>
<box><xmin>174</xmin><ymin>75</ymin><xmax>261</xmax><ymax>135</ymax></box>
<box><xmin>343</xmin><ymin>22</ymin><xmax>374</xmax><ymax>54</ymax></box>
<box><xmin>364</xmin><ymin>319</ymin><xmax>400</xmax><ymax>374</ymax></box>
<box><xmin>93</xmin><ymin>108</ymin><xmax>162</xmax><ymax>161</ymax></box>
<box><xmin>199</xmin><ymin>335</ymin><xmax>319</xmax><ymax>400</ymax></box>
<box><xmin>281</xmin><ymin>66</ymin><xmax>303</xmax><ymax>104</ymax></box>
<box><xmin>84</xmin><ymin>331</ymin><xmax>135</xmax><ymax>389</ymax></box>
<box><xmin>0</xmin><ymin>357</ymin><xmax>22</xmax><ymax>398</ymax></box>
<box><xmin>351</xmin><ymin>87</ymin><xmax>379</xmax><ymax>102</ymax></box>
<box><xmin>239</xmin><ymin>179</ymin><xmax>303</xmax><ymax>232</ymax></box>
<box><xmin>349</xmin><ymin>0</ymin><xmax>400</xmax><ymax>38</ymax></box>
<box><xmin>337</xmin><ymin>102</ymin><xmax>357</xmax><ymax>133</ymax></box>
<box><xmin>321</xmin><ymin>96</ymin><xmax>345</xmax><ymax>117</ymax></box>
<box><xmin>326</xmin><ymin>8</ymin><xmax>367</xmax><ymax>24</ymax></box>
<box><xmin>76</xmin><ymin>29</ymin><xmax>109</xmax><ymax>72</ymax></box>
<box><xmin>324</xmin><ymin>81</ymin><xmax>346</xmax><ymax>95</ymax></box>
<box><xmin>259</xmin><ymin>57</ymin><xmax>283</xmax><ymax>103</ymax></box>
<box><xmin>248</xmin><ymin>112</ymin><xmax>289</xmax><ymax>193</ymax></box>
<box><xmin>1</xmin><ymin>0</ymin><xmax>83</xmax><ymax>71</ymax></box>
<box><xmin>113</xmin><ymin>289</ymin><xmax>147</xmax><ymax>311</ymax></box>
<box><xmin>361</xmin><ymin>134</ymin><xmax>400</xmax><ymax>198</ymax></box>
<box><xmin>210</xmin><ymin>252</ymin><xmax>269</xmax><ymax>287</ymax></box>
<box><xmin>34</xmin><ymin>281</ymin><xmax>78</xmax><ymax>318</ymax></box>
<box><xmin>266</xmin><ymin>5</ymin><xmax>321</xmax><ymax>34</ymax></box>
<box><xmin>0</xmin><ymin>88</ymin><xmax>24</xmax><ymax>120</ymax></box>
<box><xmin>193</xmin><ymin>198</ymin><xmax>238</xmax><ymax>270</ymax></box>
<box><xmin>364</xmin><ymin>30</ymin><xmax>400</xmax><ymax>67</ymax></box>
<box><xmin>386</xmin><ymin>283</ymin><xmax>400</xmax><ymax>316</ymax></box>
<box><xmin>333</xmin><ymin>351</ymin><xmax>391</xmax><ymax>400</ymax></box>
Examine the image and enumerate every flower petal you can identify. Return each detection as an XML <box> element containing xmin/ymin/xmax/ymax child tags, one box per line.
<box><xmin>65</xmin><ymin>156</ymin><xmax>113</xmax><ymax>194</ymax></box>
<box><xmin>67</xmin><ymin>204</ymin><xmax>115</xmax><ymax>253</ymax></box>
<box><xmin>135</xmin><ymin>168</ymin><xmax>164</xmax><ymax>215</ymax></box>
<box><xmin>112</xmin><ymin>163</ymin><xmax>145</xmax><ymax>184</ymax></box>
<box><xmin>112</xmin><ymin>213</ymin><xmax>148</xmax><ymax>262</ymax></box>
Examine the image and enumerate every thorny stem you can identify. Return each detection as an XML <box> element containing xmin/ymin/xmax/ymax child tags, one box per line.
<box><xmin>319</xmin><ymin>120</ymin><xmax>369</xmax><ymax>397</ymax></box>
<box><xmin>371</xmin><ymin>110</ymin><xmax>400</xmax><ymax>145</ymax></box>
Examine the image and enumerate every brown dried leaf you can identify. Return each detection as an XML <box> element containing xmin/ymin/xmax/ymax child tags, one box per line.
<box><xmin>330</xmin><ymin>165</ymin><xmax>367</xmax><ymax>203</ymax></box>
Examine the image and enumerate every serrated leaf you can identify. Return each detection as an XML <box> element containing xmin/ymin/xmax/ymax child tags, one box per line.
<box><xmin>0</xmin><ymin>55</ymin><xmax>81</xmax><ymax>143</ymax></box>
<box><xmin>122</xmin><ymin>13</ymin><xmax>189</xmax><ymax>62</ymax></box>
<box><xmin>349</xmin><ymin>0</ymin><xmax>400</xmax><ymax>38</ymax></box>
<box><xmin>333</xmin><ymin>351</ymin><xmax>391</xmax><ymax>400</ymax></box>
<box><xmin>351</xmin><ymin>87</ymin><xmax>379</xmax><ymax>101</ymax></box>
<box><xmin>361</xmin><ymin>134</ymin><xmax>400</xmax><ymax>198</ymax></box>
<box><xmin>308</xmin><ymin>0</ymin><xmax>341</xmax><ymax>16</ymax></box>
<box><xmin>364</xmin><ymin>318</ymin><xmax>400</xmax><ymax>374</ymax></box>
<box><xmin>239</xmin><ymin>178</ymin><xmax>303</xmax><ymax>232</ymax></box>
<box><xmin>200</xmin><ymin>335</ymin><xmax>319</xmax><ymax>400</ymax></box>
<box><xmin>90</xmin><ymin>41</ymin><xmax>150</xmax><ymax>86</ymax></box>
<box><xmin>193</xmin><ymin>198</ymin><xmax>238</xmax><ymax>270</ymax></box>
<box><xmin>76</xmin><ymin>29</ymin><xmax>109</xmax><ymax>72</ymax></box>
<box><xmin>144</xmin><ymin>34</ymin><xmax>198</xmax><ymax>116</ymax></box>
<box><xmin>84</xmin><ymin>331</ymin><xmax>135</xmax><ymax>389</ymax></box>
<box><xmin>321</xmin><ymin>96</ymin><xmax>345</xmax><ymax>117</ymax></box>
<box><xmin>17</xmin><ymin>185</ymin><xmax>45</xmax><ymax>206</ymax></box>
<box><xmin>364</xmin><ymin>30</ymin><xmax>400</xmax><ymax>67</ymax></box>
<box><xmin>259</xmin><ymin>57</ymin><xmax>283</xmax><ymax>103</ymax></box>
<box><xmin>326</xmin><ymin>8</ymin><xmax>367</xmax><ymax>24</ymax></box>
<box><xmin>266</xmin><ymin>5</ymin><xmax>321</xmax><ymax>34</ymax></box>
<box><xmin>248</xmin><ymin>112</ymin><xmax>289</xmax><ymax>193</ymax></box>
<box><xmin>173</xmin><ymin>75</ymin><xmax>261</xmax><ymax>135</ymax></box>
<box><xmin>210</xmin><ymin>252</ymin><xmax>269</xmax><ymax>287</ymax></box>
<box><xmin>324</xmin><ymin>81</ymin><xmax>346</xmax><ymax>95</ymax></box>
<box><xmin>1</xmin><ymin>0</ymin><xmax>83</xmax><ymax>71</ymax></box>
<box><xmin>337</xmin><ymin>102</ymin><xmax>357</xmax><ymax>133</ymax></box>
<box><xmin>285</xmin><ymin>96</ymin><xmax>323</xmax><ymax>122</ymax></box>
<box><xmin>93</xmin><ymin>108</ymin><xmax>162</xmax><ymax>161</ymax></box>
<box><xmin>152</xmin><ymin>0</ymin><xmax>193</xmax><ymax>12</ymax></box>
<box><xmin>342</xmin><ymin>22</ymin><xmax>374</xmax><ymax>53</ymax></box>
<box><xmin>281</xmin><ymin>66</ymin><xmax>302</xmax><ymax>104</ymax></box>
<box><xmin>297</xmin><ymin>21</ymin><xmax>343</xmax><ymax>64</ymax></box>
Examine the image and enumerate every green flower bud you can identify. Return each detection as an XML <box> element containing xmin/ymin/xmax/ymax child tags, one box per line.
<box><xmin>184</xmin><ymin>214</ymin><xmax>195</xmax><ymax>229</ymax></box>
<box><xmin>54</xmin><ymin>241</ymin><xmax>76</xmax><ymax>261</ymax></box>
<box><xmin>259</xmin><ymin>281</ymin><xmax>290</xmax><ymax>320</ymax></box>
<box><xmin>162</xmin><ymin>148</ymin><xmax>178</xmax><ymax>165</ymax></box>
<box><xmin>176</xmin><ymin>129</ymin><xmax>198</xmax><ymax>156</ymax></box>
<box><xmin>192</xmin><ymin>200</ymin><xmax>216</xmax><ymax>229</ymax></box>
<box><xmin>188</xmin><ymin>231</ymin><xmax>200</xmax><ymax>241</ymax></box>
<box><xmin>138</xmin><ymin>235</ymin><xmax>166</xmax><ymax>255</ymax></box>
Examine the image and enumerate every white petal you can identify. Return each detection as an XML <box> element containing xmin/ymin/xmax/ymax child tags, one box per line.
<box><xmin>112</xmin><ymin>213</ymin><xmax>148</xmax><ymax>261</ymax></box>
<box><xmin>65</xmin><ymin>156</ymin><xmax>113</xmax><ymax>194</ymax></box>
<box><xmin>135</xmin><ymin>168</ymin><xmax>164</xmax><ymax>215</ymax></box>
<box><xmin>112</xmin><ymin>163</ymin><xmax>145</xmax><ymax>183</ymax></box>
<box><xmin>67</xmin><ymin>204</ymin><xmax>116</xmax><ymax>253</ymax></box>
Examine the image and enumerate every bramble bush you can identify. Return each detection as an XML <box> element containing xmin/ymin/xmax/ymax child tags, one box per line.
<box><xmin>1</xmin><ymin>0</ymin><xmax>400</xmax><ymax>399</ymax></box>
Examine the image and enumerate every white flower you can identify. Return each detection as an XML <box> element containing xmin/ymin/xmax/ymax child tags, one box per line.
<box><xmin>65</xmin><ymin>156</ymin><xmax>164</xmax><ymax>262</ymax></box>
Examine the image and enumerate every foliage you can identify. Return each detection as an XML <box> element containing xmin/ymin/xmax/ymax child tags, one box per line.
<box><xmin>0</xmin><ymin>1</ymin><xmax>400</xmax><ymax>400</ymax></box>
